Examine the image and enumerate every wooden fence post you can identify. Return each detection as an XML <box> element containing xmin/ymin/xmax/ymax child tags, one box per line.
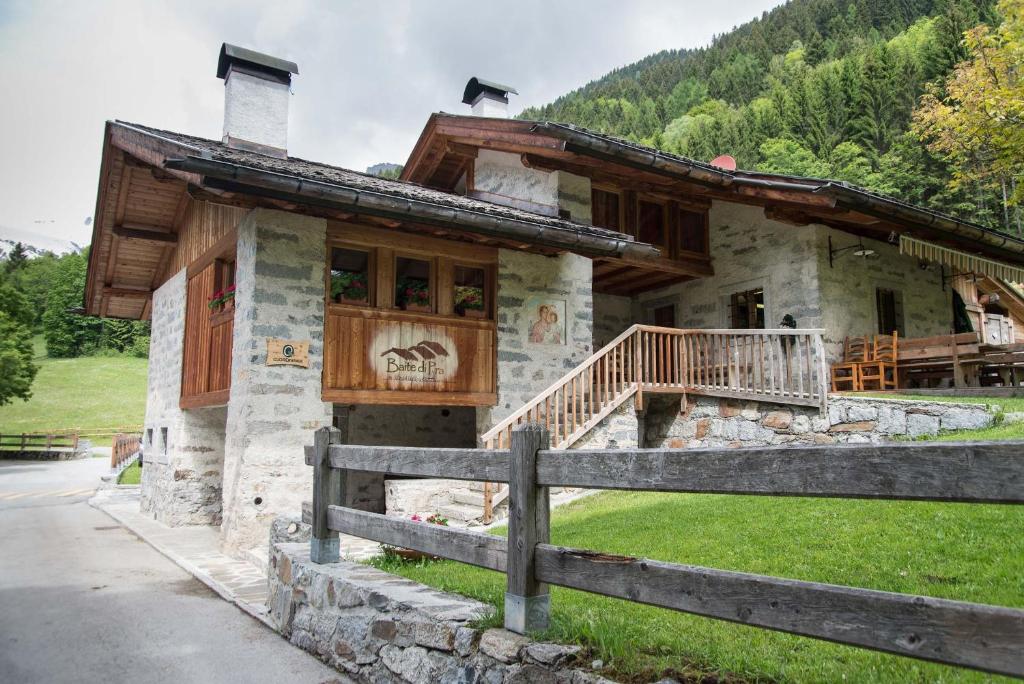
<box><xmin>310</xmin><ymin>426</ymin><xmax>343</xmax><ymax>564</ymax></box>
<box><xmin>505</xmin><ymin>423</ymin><xmax>550</xmax><ymax>634</ymax></box>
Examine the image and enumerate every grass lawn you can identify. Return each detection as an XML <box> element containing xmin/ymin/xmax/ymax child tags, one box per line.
<box><xmin>0</xmin><ymin>337</ymin><xmax>147</xmax><ymax>442</ymax></box>
<box><xmin>117</xmin><ymin>461</ymin><xmax>142</xmax><ymax>485</ymax></box>
<box><xmin>372</xmin><ymin>487</ymin><xmax>1023</xmax><ymax>681</ymax></box>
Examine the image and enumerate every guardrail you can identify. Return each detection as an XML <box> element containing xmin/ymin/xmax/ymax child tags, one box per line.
<box><xmin>0</xmin><ymin>433</ymin><xmax>79</xmax><ymax>451</ymax></box>
<box><xmin>304</xmin><ymin>426</ymin><xmax>1024</xmax><ymax>677</ymax></box>
<box><xmin>111</xmin><ymin>433</ymin><xmax>142</xmax><ymax>471</ymax></box>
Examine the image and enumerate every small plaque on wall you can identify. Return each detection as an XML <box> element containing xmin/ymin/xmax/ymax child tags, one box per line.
<box><xmin>267</xmin><ymin>338</ymin><xmax>310</xmax><ymax>368</ymax></box>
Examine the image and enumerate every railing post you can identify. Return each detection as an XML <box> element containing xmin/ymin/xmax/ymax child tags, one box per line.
<box><xmin>633</xmin><ymin>329</ymin><xmax>643</xmax><ymax>410</ymax></box>
<box><xmin>505</xmin><ymin>423</ymin><xmax>550</xmax><ymax>634</ymax></box>
<box><xmin>310</xmin><ymin>425</ymin><xmax>343</xmax><ymax>564</ymax></box>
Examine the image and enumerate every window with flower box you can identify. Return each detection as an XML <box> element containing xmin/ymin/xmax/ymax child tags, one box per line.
<box><xmin>329</xmin><ymin>247</ymin><xmax>372</xmax><ymax>306</ymax></box>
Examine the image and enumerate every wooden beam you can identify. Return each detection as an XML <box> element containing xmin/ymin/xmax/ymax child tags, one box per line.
<box><xmin>536</xmin><ymin>441</ymin><xmax>1024</xmax><ymax>503</ymax></box>
<box><xmin>327</xmin><ymin>506</ymin><xmax>507</xmax><ymax>572</ymax></box>
<box><xmin>102</xmin><ymin>287</ymin><xmax>151</xmax><ymax>298</ymax></box>
<box><xmin>112</xmin><ymin>225</ymin><xmax>178</xmax><ymax>244</ymax></box>
<box><xmin>534</xmin><ymin>544</ymin><xmax>1024</xmax><ymax>677</ymax></box>
<box><xmin>303</xmin><ymin>444</ymin><xmax>510</xmax><ymax>483</ymax></box>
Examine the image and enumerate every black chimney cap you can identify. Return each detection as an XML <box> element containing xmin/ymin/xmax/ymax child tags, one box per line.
<box><xmin>462</xmin><ymin>77</ymin><xmax>518</xmax><ymax>105</ymax></box>
<box><xmin>217</xmin><ymin>43</ymin><xmax>299</xmax><ymax>84</ymax></box>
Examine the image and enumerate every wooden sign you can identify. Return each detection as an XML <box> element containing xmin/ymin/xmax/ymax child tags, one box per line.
<box><xmin>266</xmin><ymin>338</ymin><xmax>310</xmax><ymax>368</ymax></box>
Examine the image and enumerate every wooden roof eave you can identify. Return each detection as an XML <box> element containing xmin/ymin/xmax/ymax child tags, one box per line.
<box><xmin>85</xmin><ymin>124</ymin><xmax>116</xmax><ymax>316</ymax></box>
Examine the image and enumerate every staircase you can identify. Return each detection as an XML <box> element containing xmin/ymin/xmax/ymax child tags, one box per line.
<box><xmin>467</xmin><ymin>324</ymin><xmax>830</xmax><ymax>523</ymax></box>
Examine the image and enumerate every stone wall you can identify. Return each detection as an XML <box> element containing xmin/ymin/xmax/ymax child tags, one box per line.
<box><xmin>478</xmin><ymin>248</ymin><xmax>594</xmax><ymax>436</ymax></box>
<box><xmin>634</xmin><ymin>202</ymin><xmax>825</xmax><ymax>332</ymax></box>
<box><xmin>592</xmin><ymin>292</ymin><xmax>633</xmax><ymax>349</ymax></box>
<box><xmin>268</xmin><ymin>541</ymin><xmax>612</xmax><ymax>683</ymax></box>
<box><xmin>571</xmin><ymin>402</ymin><xmax>639</xmax><ymax>450</ymax></box>
<box><xmin>220</xmin><ymin>209</ymin><xmax>334</xmax><ymax>555</ymax></box>
<box><xmin>140</xmin><ymin>269</ymin><xmax>227</xmax><ymax>526</ymax></box>
<box><xmin>816</xmin><ymin>227</ymin><xmax>951</xmax><ymax>356</ymax></box>
<box><xmin>645</xmin><ymin>395</ymin><xmax>994</xmax><ymax>448</ymax></box>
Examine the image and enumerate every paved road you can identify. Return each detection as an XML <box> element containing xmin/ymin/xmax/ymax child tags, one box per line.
<box><xmin>0</xmin><ymin>458</ymin><xmax>345</xmax><ymax>684</ymax></box>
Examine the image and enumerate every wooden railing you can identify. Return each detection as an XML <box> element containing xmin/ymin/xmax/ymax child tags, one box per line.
<box><xmin>0</xmin><ymin>433</ymin><xmax>79</xmax><ymax>452</ymax></box>
<box><xmin>111</xmin><ymin>433</ymin><xmax>142</xmax><ymax>471</ymax></box>
<box><xmin>303</xmin><ymin>426</ymin><xmax>1024</xmax><ymax>678</ymax></box>
<box><xmin>477</xmin><ymin>325</ymin><xmax>827</xmax><ymax>522</ymax></box>
<box><xmin>683</xmin><ymin>329</ymin><xmax>828</xmax><ymax>409</ymax></box>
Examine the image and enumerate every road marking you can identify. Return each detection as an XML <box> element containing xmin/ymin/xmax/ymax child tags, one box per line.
<box><xmin>57</xmin><ymin>488</ymin><xmax>95</xmax><ymax>497</ymax></box>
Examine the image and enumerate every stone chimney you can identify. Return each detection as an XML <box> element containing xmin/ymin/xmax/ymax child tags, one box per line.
<box><xmin>462</xmin><ymin>77</ymin><xmax>518</xmax><ymax>118</ymax></box>
<box><xmin>217</xmin><ymin>43</ymin><xmax>299</xmax><ymax>158</ymax></box>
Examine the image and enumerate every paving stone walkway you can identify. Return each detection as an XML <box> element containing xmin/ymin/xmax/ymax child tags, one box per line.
<box><xmin>90</xmin><ymin>486</ymin><xmax>382</xmax><ymax>627</ymax></box>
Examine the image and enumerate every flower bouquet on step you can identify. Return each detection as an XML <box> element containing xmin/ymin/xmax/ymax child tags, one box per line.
<box><xmin>380</xmin><ymin>513</ymin><xmax>448</xmax><ymax>562</ymax></box>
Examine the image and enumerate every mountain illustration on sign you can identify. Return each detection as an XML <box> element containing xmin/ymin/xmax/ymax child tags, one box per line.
<box><xmin>380</xmin><ymin>340</ymin><xmax>449</xmax><ymax>361</ymax></box>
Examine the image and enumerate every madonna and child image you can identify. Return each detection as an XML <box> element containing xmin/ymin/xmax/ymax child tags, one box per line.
<box><xmin>526</xmin><ymin>297</ymin><xmax>566</xmax><ymax>345</ymax></box>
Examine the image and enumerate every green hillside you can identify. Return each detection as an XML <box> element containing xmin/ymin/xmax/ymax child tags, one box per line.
<box><xmin>0</xmin><ymin>337</ymin><xmax>147</xmax><ymax>443</ymax></box>
<box><xmin>520</xmin><ymin>0</ymin><xmax>1013</xmax><ymax>231</ymax></box>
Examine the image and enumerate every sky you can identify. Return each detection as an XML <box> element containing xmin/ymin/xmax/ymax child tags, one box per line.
<box><xmin>0</xmin><ymin>0</ymin><xmax>783</xmax><ymax>249</ymax></box>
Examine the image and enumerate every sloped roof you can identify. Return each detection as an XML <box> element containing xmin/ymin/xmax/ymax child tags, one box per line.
<box><xmin>116</xmin><ymin>121</ymin><xmax>640</xmax><ymax>247</ymax></box>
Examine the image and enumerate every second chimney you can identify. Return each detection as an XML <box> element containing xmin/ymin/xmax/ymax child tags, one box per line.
<box><xmin>462</xmin><ymin>77</ymin><xmax>518</xmax><ymax>118</ymax></box>
<box><xmin>217</xmin><ymin>43</ymin><xmax>298</xmax><ymax>158</ymax></box>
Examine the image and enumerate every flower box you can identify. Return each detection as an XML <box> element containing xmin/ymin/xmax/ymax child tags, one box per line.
<box><xmin>403</xmin><ymin>302</ymin><xmax>432</xmax><ymax>313</ymax></box>
<box><xmin>338</xmin><ymin>295</ymin><xmax>369</xmax><ymax>306</ymax></box>
<box><xmin>460</xmin><ymin>308</ymin><xmax>486</xmax><ymax>318</ymax></box>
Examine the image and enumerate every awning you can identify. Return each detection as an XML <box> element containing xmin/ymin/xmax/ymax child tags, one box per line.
<box><xmin>899</xmin><ymin>235</ymin><xmax>1024</xmax><ymax>284</ymax></box>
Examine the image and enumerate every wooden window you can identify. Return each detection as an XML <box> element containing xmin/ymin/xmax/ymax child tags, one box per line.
<box><xmin>453</xmin><ymin>264</ymin><xmax>488</xmax><ymax>318</ymax></box>
<box><xmin>637</xmin><ymin>199</ymin><xmax>666</xmax><ymax>247</ymax></box>
<box><xmin>395</xmin><ymin>256</ymin><xmax>432</xmax><ymax>312</ymax></box>
<box><xmin>876</xmin><ymin>288</ymin><xmax>905</xmax><ymax>336</ymax></box>
<box><xmin>329</xmin><ymin>246</ymin><xmax>372</xmax><ymax>305</ymax></box>
<box><xmin>591</xmin><ymin>188</ymin><xmax>621</xmax><ymax>231</ymax></box>
<box><xmin>730</xmin><ymin>288</ymin><xmax>765</xmax><ymax>329</ymax></box>
<box><xmin>677</xmin><ymin>208</ymin><xmax>708</xmax><ymax>255</ymax></box>
<box><xmin>653</xmin><ymin>304</ymin><xmax>676</xmax><ymax>327</ymax></box>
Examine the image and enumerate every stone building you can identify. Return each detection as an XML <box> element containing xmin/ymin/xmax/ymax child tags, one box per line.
<box><xmin>84</xmin><ymin>44</ymin><xmax>1023</xmax><ymax>559</ymax></box>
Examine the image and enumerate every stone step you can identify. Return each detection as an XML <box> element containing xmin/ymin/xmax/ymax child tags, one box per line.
<box><xmin>437</xmin><ymin>502</ymin><xmax>483</xmax><ymax>524</ymax></box>
<box><xmin>452</xmin><ymin>489</ymin><xmax>486</xmax><ymax>507</ymax></box>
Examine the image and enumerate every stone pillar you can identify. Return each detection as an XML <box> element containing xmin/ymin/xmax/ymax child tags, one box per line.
<box><xmin>220</xmin><ymin>209</ymin><xmax>334</xmax><ymax>555</ymax></box>
<box><xmin>140</xmin><ymin>269</ymin><xmax>227</xmax><ymax>526</ymax></box>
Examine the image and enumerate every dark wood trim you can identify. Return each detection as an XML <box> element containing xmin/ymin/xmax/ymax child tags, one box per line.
<box><xmin>112</xmin><ymin>225</ymin><xmax>178</xmax><ymax>244</ymax></box>
<box><xmin>186</xmin><ymin>228</ymin><xmax>238</xmax><ymax>279</ymax></box>
<box><xmin>321</xmin><ymin>388</ymin><xmax>497</xmax><ymax>407</ymax></box>
<box><xmin>179</xmin><ymin>389</ymin><xmax>230</xmax><ymax>410</ymax></box>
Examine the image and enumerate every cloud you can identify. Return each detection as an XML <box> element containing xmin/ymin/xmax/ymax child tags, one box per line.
<box><xmin>0</xmin><ymin>0</ymin><xmax>781</xmax><ymax>246</ymax></box>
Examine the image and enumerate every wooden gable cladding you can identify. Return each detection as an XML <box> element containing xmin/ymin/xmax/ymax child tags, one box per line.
<box><xmin>180</xmin><ymin>260</ymin><xmax>234</xmax><ymax>409</ymax></box>
<box><xmin>88</xmin><ymin>127</ymin><xmax>249</xmax><ymax>320</ymax></box>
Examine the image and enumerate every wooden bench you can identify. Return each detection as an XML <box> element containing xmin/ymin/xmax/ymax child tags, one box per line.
<box><xmin>897</xmin><ymin>333</ymin><xmax>981</xmax><ymax>388</ymax></box>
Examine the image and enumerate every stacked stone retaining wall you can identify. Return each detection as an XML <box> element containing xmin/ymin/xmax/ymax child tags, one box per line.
<box><xmin>268</xmin><ymin>541</ymin><xmax>616</xmax><ymax>683</ymax></box>
<box><xmin>645</xmin><ymin>395</ymin><xmax>994</xmax><ymax>448</ymax></box>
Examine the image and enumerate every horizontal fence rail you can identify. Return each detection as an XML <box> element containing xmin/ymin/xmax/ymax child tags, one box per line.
<box><xmin>304</xmin><ymin>427</ymin><xmax>1024</xmax><ymax>677</ymax></box>
<box><xmin>0</xmin><ymin>433</ymin><xmax>80</xmax><ymax>451</ymax></box>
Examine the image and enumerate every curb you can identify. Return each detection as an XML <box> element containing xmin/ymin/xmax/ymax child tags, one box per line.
<box><xmin>89</xmin><ymin>492</ymin><xmax>276</xmax><ymax>630</ymax></box>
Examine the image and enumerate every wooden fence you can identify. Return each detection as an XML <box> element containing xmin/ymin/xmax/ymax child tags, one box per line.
<box><xmin>111</xmin><ymin>433</ymin><xmax>142</xmax><ymax>470</ymax></box>
<box><xmin>0</xmin><ymin>433</ymin><xmax>79</xmax><ymax>451</ymax></box>
<box><xmin>304</xmin><ymin>426</ymin><xmax>1024</xmax><ymax>677</ymax></box>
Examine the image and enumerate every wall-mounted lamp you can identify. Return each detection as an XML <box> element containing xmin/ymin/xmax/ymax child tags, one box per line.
<box><xmin>828</xmin><ymin>236</ymin><xmax>877</xmax><ymax>268</ymax></box>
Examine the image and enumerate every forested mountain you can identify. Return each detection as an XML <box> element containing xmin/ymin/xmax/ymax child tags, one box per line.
<box><xmin>520</xmin><ymin>0</ymin><xmax>1022</xmax><ymax>234</ymax></box>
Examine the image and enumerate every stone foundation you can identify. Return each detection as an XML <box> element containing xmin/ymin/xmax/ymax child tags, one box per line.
<box><xmin>268</xmin><ymin>540</ymin><xmax>616</xmax><ymax>683</ymax></box>
<box><xmin>646</xmin><ymin>395</ymin><xmax>994</xmax><ymax>448</ymax></box>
